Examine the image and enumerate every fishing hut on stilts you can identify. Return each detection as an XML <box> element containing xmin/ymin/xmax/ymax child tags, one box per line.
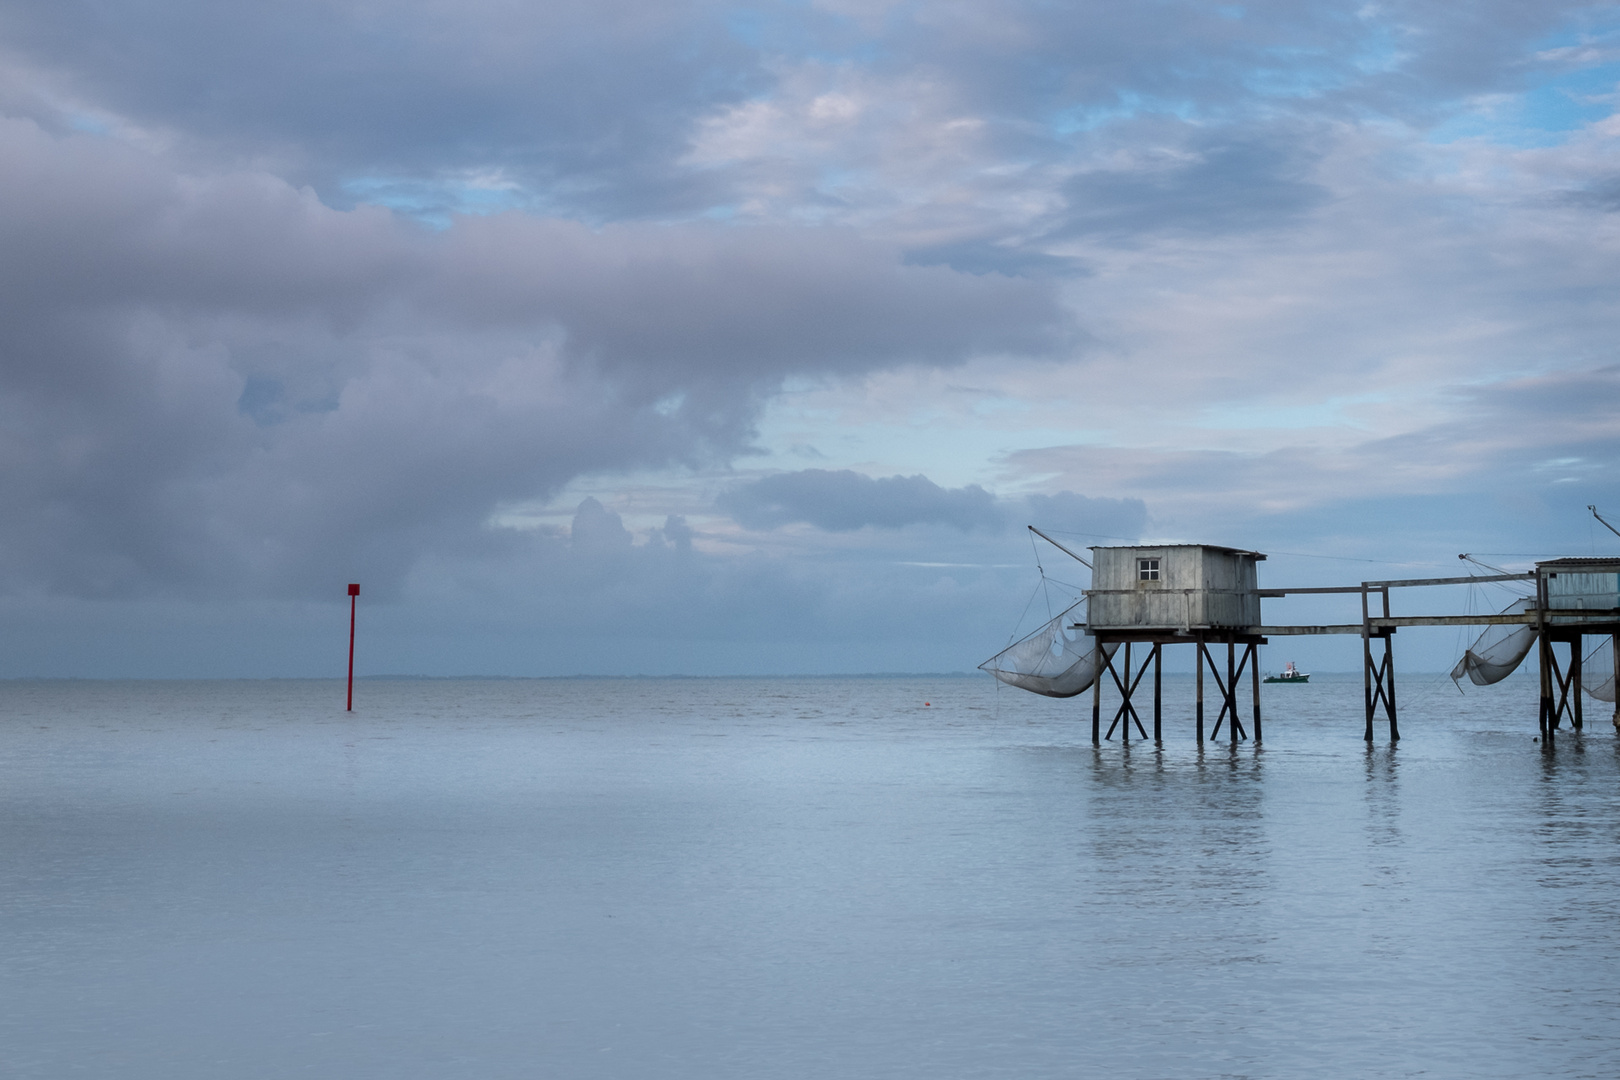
<box><xmin>1083</xmin><ymin>544</ymin><xmax>1265</xmax><ymax>746</ymax></box>
<box><xmin>981</xmin><ymin>517</ymin><xmax>1620</xmax><ymax>747</ymax></box>
<box><xmin>980</xmin><ymin>533</ymin><xmax>1268</xmax><ymax>747</ymax></box>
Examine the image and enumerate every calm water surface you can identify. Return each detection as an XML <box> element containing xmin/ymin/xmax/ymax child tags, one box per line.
<box><xmin>2</xmin><ymin>674</ymin><xmax>1617</xmax><ymax>1079</ymax></box>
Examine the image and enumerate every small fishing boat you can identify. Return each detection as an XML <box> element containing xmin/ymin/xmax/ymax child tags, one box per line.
<box><xmin>1264</xmin><ymin>661</ymin><xmax>1309</xmax><ymax>684</ymax></box>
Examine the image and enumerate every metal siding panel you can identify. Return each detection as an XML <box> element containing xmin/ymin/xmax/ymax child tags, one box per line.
<box><xmin>1547</xmin><ymin>572</ymin><xmax>1620</xmax><ymax>610</ymax></box>
<box><xmin>1085</xmin><ymin>545</ymin><xmax>1261</xmax><ymax>630</ymax></box>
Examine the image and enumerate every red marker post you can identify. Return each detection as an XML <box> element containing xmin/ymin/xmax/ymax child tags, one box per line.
<box><xmin>346</xmin><ymin>583</ymin><xmax>360</xmax><ymax>711</ymax></box>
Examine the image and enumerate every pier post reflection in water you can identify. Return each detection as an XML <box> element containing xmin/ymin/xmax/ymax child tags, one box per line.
<box><xmin>1360</xmin><ymin>743</ymin><xmax>1408</xmax><ymax>963</ymax></box>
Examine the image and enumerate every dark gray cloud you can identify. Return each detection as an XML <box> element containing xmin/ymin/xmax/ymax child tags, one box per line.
<box><xmin>1563</xmin><ymin>177</ymin><xmax>1620</xmax><ymax>212</ymax></box>
<box><xmin>0</xmin><ymin>0</ymin><xmax>762</xmax><ymax>216</ymax></box>
<box><xmin>716</xmin><ymin>469</ymin><xmax>1147</xmax><ymax>538</ymax></box>
<box><xmin>0</xmin><ymin>118</ymin><xmax>1069</xmax><ymax>601</ymax></box>
<box><xmin>718</xmin><ymin>470</ymin><xmax>1003</xmax><ymax>532</ymax></box>
<box><xmin>1055</xmin><ymin>128</ymin><xmax>1332</xmax><ymax>240</ymax></box>
<box><xmin>903</xmin><ymin>240</ymin><xmax>1091</xmax><ymax>278</ymax></box>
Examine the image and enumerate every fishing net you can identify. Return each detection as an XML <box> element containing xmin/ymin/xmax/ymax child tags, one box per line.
<box><xmin>980</xmin><ymin>599</ymin><xmax>1119</xmax><ymax>698</ymax></box>
<box><xmin>1450</xmin><ymin>598</ymin><xmax>1538</xmax><ymax>687</ymax></box>
<box><xmin>1583</xmin><ymin>638</ymin><xmax>1615</xmax><ymax>703</ymax></box>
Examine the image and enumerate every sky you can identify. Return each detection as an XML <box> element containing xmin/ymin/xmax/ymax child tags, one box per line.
<box><xmin>1</xmin><ymin>0</ymin><xmax>1619</xmax><ymax>677</ymax></box>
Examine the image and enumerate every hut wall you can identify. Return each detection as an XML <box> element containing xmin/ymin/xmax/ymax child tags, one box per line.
<box><xmin>1546</xmin><ymin>571</ymin><xmax>1620</xmax><ymax>610</ymax></box>
<box><xmin>1088</xmin><ymin>545</ymin><xmax>1261</xmax><ymax>630</ymax></box>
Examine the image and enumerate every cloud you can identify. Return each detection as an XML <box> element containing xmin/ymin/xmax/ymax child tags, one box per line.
<box><xmin>1054</xmin><ymin>127</ymin><xmax>1332</xmax><ymax>240</ymax></box>
<box><xmin>0</xmin><ymin>0</ymin><xmax>763</xmax><ymax>217</ymax></box>
<box><xmin>0</xmin><ymin>117</ymin><xmax>1070</xmax><ymax>602</ymax></box>
<box><xmin>716</xmin><ymin>469</ymin><xmax>1147</xmax><ymax>538</ymax></box>
<box><xmin>717</xmin><ymin>470</ymin><xmax>1002</xmax><ymax>531</ymax></box>
<box><xmin>1</xmin><ymin>0</ymin><xmax>1603</xmax><ymax>226</ymax></box>
<box><xmin>995</xmin><ymin>365</ymin><xmax>1620</xmax><ymax>532</ymax></box>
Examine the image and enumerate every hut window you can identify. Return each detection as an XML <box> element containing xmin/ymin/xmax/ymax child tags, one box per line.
<box><xmin>1138</xmin><ymin>558</ymin><xmax>1160</xmax><ymax>581</ymax></box>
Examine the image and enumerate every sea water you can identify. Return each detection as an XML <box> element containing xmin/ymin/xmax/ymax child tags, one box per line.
<box><xmin>1</xmin><ymin>673</ymin><xmax>1616</xmax><ymax>1079</ymax></box>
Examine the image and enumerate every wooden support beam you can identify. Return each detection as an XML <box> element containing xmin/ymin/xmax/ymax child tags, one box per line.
<box><xmin>1206</xmin><ymin>637</ymin><xmax>1245</xmax><ymax>742</ymax></box>
<box><xmin>1257</xmin><ymin>586</ymin><xmax>1372</xmax><ymax>596</ymax></box>
<box><xmin>1362</xmin><ymin>572</ymin><xmax>1533</xmax><ymax>589</ymax></box>
<box><xmin>1257</xmin><ymin>571</ymin><xmax>1530</xmax><ymax>596</ymax></box>
<box><xmin>1124</xmin><ymin>645</ymin><xmax>1152</xmax><ymax>740</ymax></box>
<box><xmin>1258</xmin><ymin>624</ymin><xmax>1367</xmax><ymax>636</ymax></box>
<box><xmin>1104</xmin><ymin>642</ymin><xmax>1128</xmax><ymax>741</ymax></box>
<box><xmin>1104</xmin><ymin>642</ymin><xmax>1150</xmax><ymax>743</ymax></box>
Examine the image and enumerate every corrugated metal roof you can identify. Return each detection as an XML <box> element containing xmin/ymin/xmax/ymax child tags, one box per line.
<box><xmin>1089</xmin><ymin>543</ymin><xmax>1267</xmax><ymax>561</ymax></box>
<box><xmin>1537</xmin><ymin>557</ymin><xmax>1620</xmax><ymax>571</ymax></box>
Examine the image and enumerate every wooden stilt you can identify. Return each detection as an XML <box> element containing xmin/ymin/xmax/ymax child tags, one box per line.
<box><xmin>1250</xmin><ymin>642</ymin><xmax>1262</xmax><ymax>744</ymax></box>
<box><xmin>1383</xmin><ymin>588</ymin><xmax>1399</xmax><ymax>743</ymax></box>
<box><xmin>1361</xmin><ymin>586</ymin><xmax>1375</xmax><ymax>742</ymax></box>
<box><xmin>1103</xmin><ymin>646</ymin><xmax>1125</xmax><ymax>740</ymax></box>
<box><xmin>1227</xmin><ymin>636</ymin><xmax>1248</xmax><ymax>741</ymax></box>
<box><xmin>1121</xmin><ymin>642</ymin><xmax>1132</xmax><ymax>743</ymax></box>
<box><xmin>1384</xmin><ymin>637</ymin><xmax>1400</xmax><ymax>742</ymax></box>
<box><xmin>1126</xmin><ymin>648</ymin><xmax>1150</xmax><ymax>740</ymax></box>
<box><xmin>1571</xmin><ymin>635</ymin><xmax>1583</xmax><ymax>731</ymax></box>
<box><xmin>1195</xmin><ymin>635</ymin><xmax>1205</xmax><ymax>744</ymax></box>
<box><xmin>1152</xmin><ymin>643</ymin><xmax>1162</xmax><ymax>744</ymax></box>
<box><xmin>1537</xmin><ymin>572</ymin><xmax>1553</xmax><ymax>740</ymax></box>
<box><xmin>1106</xmin><ymin>642</ymin><xmax>1156</xmax><ymax>741</ymax></box>
<box><xmin>1092</xmin><ymin>648</ymin><xmax>1102</xmax><ymax>746</ymax></box>
<box><xmin>1208</xmin><ymin>642</ymin><xmax>1228</xmax><ymax>740</ymax></box>
<box><xmin>1612</xmin><ymin>633</ymin><xmax>1619</xmax><ymax>732</ymax></box>
<box><xmin>1546</xmin><ymin>636</ymin><xmax>1583</xmax><ymax>732</ymax></box>
<box><xmin>1227</xmin><ymin>637</ymin><xmax>1239</xmax><ymax>743</ymax></box>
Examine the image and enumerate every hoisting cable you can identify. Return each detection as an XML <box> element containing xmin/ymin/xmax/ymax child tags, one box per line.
<box><xmin>1028</xmin><ymin>528</ymin><xmax>1054</xmax><ymax>622</ymax></box>
<box><xmin>1459</xmin><ymin>552</ymin><xmax>1513</xmax><ymax>576</ymax></box>
<box><xmin>1006</xmin><ymin>574</ymin><xmax>1045</xmax><ymax>648</ymax></box>
<box><xmin>1459</xmin><ymin>552</ymin><xmax>1534</xmax><ymax>599</ymax></box>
